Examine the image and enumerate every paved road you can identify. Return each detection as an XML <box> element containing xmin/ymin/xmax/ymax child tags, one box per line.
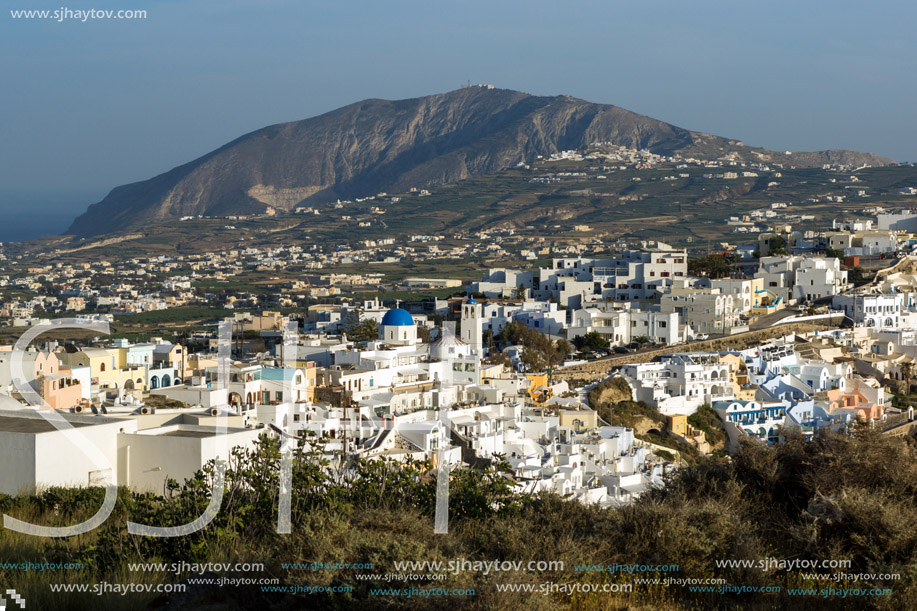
<box><xmin>748</xmin><ymin>308</ymin><xmax>803</xmax><ymax>331</ymax></box>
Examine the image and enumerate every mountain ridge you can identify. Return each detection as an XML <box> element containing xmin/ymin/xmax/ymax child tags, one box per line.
<box><xmin>66</xmin><ymin>87</ymin><xmax>896</xmax><ymax>236</ymax></box>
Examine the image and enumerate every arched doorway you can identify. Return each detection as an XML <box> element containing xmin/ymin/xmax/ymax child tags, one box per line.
<box><xmin>150</xmin><ymin>376</ymin><xmax>160</xmax><ymax>390</ymax></box>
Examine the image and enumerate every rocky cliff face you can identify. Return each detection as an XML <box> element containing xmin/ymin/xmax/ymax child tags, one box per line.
<box><xmin>67</xmin><ymin>87</ymin><xmax>895</xmax><ymax>236</ymax></box>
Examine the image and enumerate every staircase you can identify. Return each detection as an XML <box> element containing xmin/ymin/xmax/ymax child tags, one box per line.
<box><xmin>449</xmin><ymin>427</ymin><xmax>492</xmax><ymax>469</ymax></box>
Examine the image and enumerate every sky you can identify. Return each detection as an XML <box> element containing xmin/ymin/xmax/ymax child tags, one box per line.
<box><xmin>1</xmin><ymin>0</ymin><xmax>915</xmax><ymax>239</ymax></box>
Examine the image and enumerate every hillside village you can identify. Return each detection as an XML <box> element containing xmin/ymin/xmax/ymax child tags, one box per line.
<box><xmin>4</xmin><ymin>197</ymin><xmax>917</xmax><ymax>506</ymax></box>
<box><xmin>10</xmin><ymin>4</ymin><xmax>917</xmax><ymax>605</ymax></box>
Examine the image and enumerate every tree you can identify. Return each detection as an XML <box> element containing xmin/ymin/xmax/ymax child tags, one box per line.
<box><xmin>520</xmin><ymin>347</ymin><xmax>546</xmax><ymax>372</ymax></box>
<box><xmin>573</xmin><ymin>331</ymin><xmax>609</xmax><ymax>351</ymax></box>
<box><xmin>498</xmin><ymin>320</ymin><xmax>571</xmax><ymax>371</ymax></box>
<box><xmin>688</xmin><ymin>254</ymin><xmax>732</xmax><ymax>279</ymax></box>
<box><xmin>417</xmin><ymin>325</ymin><xmax>432</xmax><ymax>343</ymax></box>
<box><xmin>354</xmin><ymin>319</ymin><xmax>379</xmax><ymax>342</ymax></box>
<box><xmin>901</xmin><ymin>362</ymin><xmax>913</xmax><ymax>396</ymax></box>
<box><xmin>514</xmin><ymin>284</ymin><xmax>527</xmax><ymax>301</ymax></box>
<box><xmin>340</xmin><ymin>310</ymin><xmax>379</xmax><ymax>342</ymax></box>
<box><xmin>848</xmin><ymin>266</ymin><xmax>868</xmax><ymax>285</ymax></box>
<box><xmin>340</xmin><ymin>309</ymin><xmax>362</xmax><ymax>337</ymax></box>
<box><xmin>554</xmin><ymin>338</ymin><xmax>572</xmax><ymax>363</ymax></box>
<box><xmin>768</xmin><ymin>235</ymin><xmax>789</xmax><ymax>256</ymax></box>
<box><xmin>483</xmin><ymin>329</ymin><xmax>495</xmax><ymax>351</ymax></box>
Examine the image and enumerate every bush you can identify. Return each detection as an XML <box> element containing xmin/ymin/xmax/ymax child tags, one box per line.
<box><xmin>4</xmin><ymin>427</ymin><xmax>917</xmax><ymax>609</ymax></box>
<box><xmin>687</xmin><ymin>404</ymin><xmax>727</xmax><ymax>446</ymax></box>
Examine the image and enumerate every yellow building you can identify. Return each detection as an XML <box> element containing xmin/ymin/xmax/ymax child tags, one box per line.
<box><xmin>236</xmin><ymin>311</ymin><xmax>288</xmax><ymax>333</ymax></box>
<box><xmin>666</xmin><ymin>413</ymin><xmax>688</xmax><ymax>436</ymax></box>
<box><xmin>557</xmin><ymin>408</ymin><xmax>597</xmax><ymax>432</ymax></box>
<box><xmin>59</xmin><ymin>347</ymin><xmax>137</xmax><ymax>393</ymax></box>
<box><xmin>719</xmin><ymin>352</ymin><xmax>757</xmax><ymax>400</ymax></box>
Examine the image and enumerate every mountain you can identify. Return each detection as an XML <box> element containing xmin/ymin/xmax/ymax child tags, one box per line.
<box><xmin>66</xmin><ymin>87</ymin><xmax>896</xmax><ymax>236</ymax></box>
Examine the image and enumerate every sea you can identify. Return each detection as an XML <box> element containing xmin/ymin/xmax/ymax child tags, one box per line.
<box><xmin>0</xmin><ymin>190</ymin><xmax>101</xmax><ymax>243</ymax></box>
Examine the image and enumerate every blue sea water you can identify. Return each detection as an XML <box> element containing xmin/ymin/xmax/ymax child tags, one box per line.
<box><xmin>0</xmin><ymin>191</ymin><xmax>99</xmax><ymax>243</ymax></box>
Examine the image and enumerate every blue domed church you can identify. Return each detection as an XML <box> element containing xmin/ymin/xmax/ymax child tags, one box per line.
<box><xmin>379</xmin><ymin>307</ymin><xmax>418</xmax><ymax>346</ymax></box>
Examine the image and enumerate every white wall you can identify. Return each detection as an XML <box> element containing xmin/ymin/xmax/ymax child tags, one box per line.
<box><xmin>33</xmin><ymin>418</ymin><xmax>130</xmax><ymax>489</ymax></box>
<box><xmin>0</xmin><ymin>430</ymin><xmax>36</xmax><ymax>495</ymax></box>
<box><xmin>119</xmin><ymin>426</ymin><xmax>261</xmax><ymax>492</ymax></box>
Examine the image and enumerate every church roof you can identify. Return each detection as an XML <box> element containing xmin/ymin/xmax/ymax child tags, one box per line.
<box><xmin>381</xmin><ymin>308</ymin><xmax>415</xmax><ymax>327</ymax></box>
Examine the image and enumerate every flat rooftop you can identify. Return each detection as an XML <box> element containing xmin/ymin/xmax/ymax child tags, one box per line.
<box><xmin>158</xmin><ymin>430</ymin><xmax>215</xmax><ymax>439</ymax></box>
<box><xmin>0</xmin><ymin>415</ymin><xmax>93</xmax><ymax>434</ymax></box>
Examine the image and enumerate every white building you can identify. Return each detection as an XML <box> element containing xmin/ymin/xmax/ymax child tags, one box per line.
<box><xmin>659</xmin><ymin>291</ymin><xmax>739</xmax><ymax>335</ymax></box>
<box><xmin>0</xmin><ymin>404</ymin><xmax>262</xmax><ymax>495</ymax></box>
<box><xmin>619</xmin><ymin>353</ymin><xmax>734</xmax><ymax>415</ymax></box>
<box><xmin>568</xmin><ymin>307</ymin><xmax>682</xmax><ymax>346</ymax></box>
<box><xmin>0</xmin><ymin>405</ymin><xmax>132</xmax><ymax>494</ymax></box>
<box><xmin>877</xmin><ymin>211</ymin><xmax>917</xmax><ymax>232</ymax></box>
<box><xmin>460</xmin><ymin>299</ymin><xmax>484</xmax><ymax>356</ymax></box>
<box><xmin>468</xmin><ymin>269</ymin><xmax>535</xmax><ymax>298</ymax></box>
<box><xmin>713</xmin><ymin>399</ymin><xmax>786</xmax><ymax>445</ymax></box>
<box><xmin>793</xmin><ymin>257</ymin><xmax>848</xmax><ymax>301</ymax></box>
<box><xmin>538</xmin><ymin>248</ymin><xmax>688</xmax><ymax>304</ymax></box>
<box><xmin>832</xmin><ymin>293</ymin><xmax>904</xmax><ymax>329</ymax></box>
<box><xmin>119</xmin><ymin>423</ymin><xmax>261</xmax><ymax>492</ymax></box>
<box><xmin>708</xmin><ymin>278</ymin><xmax>761</xmax><ymax>313</ymax></box>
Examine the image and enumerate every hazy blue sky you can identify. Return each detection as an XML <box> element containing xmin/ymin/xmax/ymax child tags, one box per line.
<box><xmin>1</xmin><ymin>0</ymin><xmax>915</xmax><ymax>236</ymax></box>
